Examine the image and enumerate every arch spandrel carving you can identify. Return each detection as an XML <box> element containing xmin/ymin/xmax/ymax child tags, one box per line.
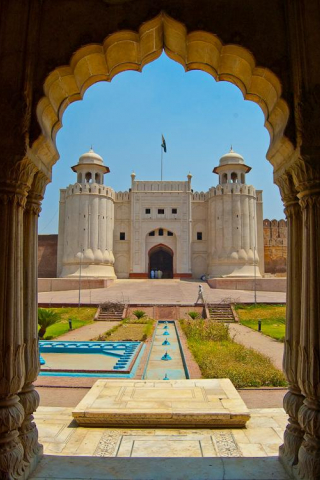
<box><xmin>32</xmin><ymin>13</ymin><xmax>294</xmax><ymax>177</ymax></box>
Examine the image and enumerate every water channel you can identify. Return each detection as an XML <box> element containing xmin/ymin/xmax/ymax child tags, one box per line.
<box><xmin>143</xmin><ymin>321</ymin><xmax>189</xmax><ymax>380</ymax></box>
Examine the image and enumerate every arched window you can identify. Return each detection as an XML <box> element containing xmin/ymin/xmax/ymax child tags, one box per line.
<box><xmin>85</xmin><ymin>172</ymin><xmax>92</xmax><ymax>183</ymax></box>
<box><xmin>231</xmin><ymin>172</ymin><xmax>237</xmax><ymax>183</ymax></box>
<box><xmin>77</xmin><ymin>172</ymin><xmax>82</xmax><ymax>183</ymax></box>
<box><xmin>241</xmin><ymin>173</ymin><xmax>245</xmax><ymax>184</ymax></box>
<box><xmin>95</xmin><ymin>173</ymin><xmax>101</xmax><ymax>184</ymax></box>
<box><xmin>222</xmin><ymin>173</ymin><xmax>228</xmax><ymax>184</ymax></box>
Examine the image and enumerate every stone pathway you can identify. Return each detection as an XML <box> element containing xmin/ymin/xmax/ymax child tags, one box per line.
<box><xmin>238</xmin><ymin>389</ymin><xmax>286</xmax><ymax>409</ymax></box>
<box><xmin>56</xmin><ymin>321</ymin><xmax>120</xmax><ymax>341</ymax></box>
<box><xmin>39</xmin><ymin>279</ymin><xmax>286</xmax><ymax>305</ymax></box>
<box><xmin>228</xmin><ymin>323</ymin><xmax>284</xmax><ymax>370</ymax></box>
<box><xmin>36</xmin><ymin>385</ymin><xmax>287</xmax><ymax>409</ymax></box>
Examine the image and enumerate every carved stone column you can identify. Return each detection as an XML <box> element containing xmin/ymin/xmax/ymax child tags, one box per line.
<box><xmin>290</xmin><ymin>159</ymin><xmax>320</xmax><ymax>480</ymax></box>
<box><xmin>0</xmin><ymin>159</ymin><xmax>37</xmax><ymax>479</ymax></box>
<box><xmin>18</xmin><ymin>172</ymin><xmax>48</xmax><ymax>469</ymax></box>
<box><xmin>276</xmin><ymin>174</ymin><xmax>305</xmax><ymax>468</ymax></box>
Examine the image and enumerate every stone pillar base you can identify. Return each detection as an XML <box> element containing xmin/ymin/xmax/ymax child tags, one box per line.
<box><xmin>60</xmin><ymin>263</ymin><xmax>117</xmax><ymax>279</ymax></box>
<box><xmin>279</xmin><ymin>454</ymin><xmax>299</xmax><ymax>480</ymax></box>
<box><xmin>19</xmin><ymin>446</ymin><xmax>43</xmax><ymax>480</ymax></box>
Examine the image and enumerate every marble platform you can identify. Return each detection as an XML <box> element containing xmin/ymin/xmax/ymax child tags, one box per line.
<box><xmin>30</xmin><ymin>405</ymin><xmax>289</xmax><ymax>479</ymax></box>
<box><xmin>72</xmin><ymin>379</ymin><xmax>250</xmax><ymax>428</ymax></box>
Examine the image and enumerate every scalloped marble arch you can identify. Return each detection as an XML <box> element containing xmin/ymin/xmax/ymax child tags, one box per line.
<box><xmin>32</xmin><ymin>12</ymin><xmax>294</xmax><ymax>178</ymax></box>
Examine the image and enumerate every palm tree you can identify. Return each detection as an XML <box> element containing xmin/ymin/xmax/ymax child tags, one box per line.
<box><xmin>38</xmin><ymin>308</ymin><xmax>60</xmax><ymax>339</ymax></box>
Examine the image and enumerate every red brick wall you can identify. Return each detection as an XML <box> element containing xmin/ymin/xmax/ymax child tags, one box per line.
<box><xmin>38</xmin><ymin>235</ymin><xmax>58</xmax><ymax>278</ymax></box>
<box><xmin>263</xmin><ymin>219</ymin><xmax>287</xmax><ymax>274</ymax></box>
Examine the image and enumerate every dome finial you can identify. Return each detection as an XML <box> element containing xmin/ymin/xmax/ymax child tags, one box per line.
<box><xmin>230</xmin><ymin>145</ymin><xmax>233</xmax><ymax>152</ymax></box>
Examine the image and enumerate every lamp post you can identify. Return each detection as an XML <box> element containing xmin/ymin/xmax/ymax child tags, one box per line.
<box><xmin>78</xmin><ymin>246</ymin><xmax>83</xmax><ymax>308</ymax></box>
<box><xmin>253</xmin><ymin>213</ymin><xmax>257</xmax><ymax>305</ymax></box>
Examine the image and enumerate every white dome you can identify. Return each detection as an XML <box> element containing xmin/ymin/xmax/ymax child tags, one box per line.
<box><xmin>219</xmin><ymin>148</ymin><xmax>245</xmax><ymax>166</ymax></box>
<box><xmin>78</xmin><ymin>148</ymin><xmax>104</xmax><ymax>165</ymax></box>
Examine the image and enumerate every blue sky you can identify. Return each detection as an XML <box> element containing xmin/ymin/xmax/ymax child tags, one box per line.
<box><xmin>39</xmin><ymin>53</ymin><xmax>284</xmax><ymax>234</ymax></box>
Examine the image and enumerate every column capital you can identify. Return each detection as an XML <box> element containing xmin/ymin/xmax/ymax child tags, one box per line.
<box><xmin>299</xmin><ymin>193</ymin><xmax>320</xmax><ymax>210</ymax></box>
<box><xmin>25</xmin><ymin>171</ymin><xmax>50</xmax><ymax>216</ymax></box>
<box><xmin>287</xmin><ymin>157</ymin><xmax>320</xmax><ymax>198</ymax></box>
<box><xmin>0</xmin><ymin>158</ymin><xmax>38</xmax><ymax>208</ymax></box>
<box><xmin>275</xmin><ymin>172</ymin><xmax>298</xmax><ymax>207</ymax></box>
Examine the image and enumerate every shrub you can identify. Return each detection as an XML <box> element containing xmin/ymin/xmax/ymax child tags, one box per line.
<box><xmin>100</xmin><ymin>301</ymin><xmax>124</xmax><ymax>313</ymax></box>
<box><xmin>142</xmin><ymin>321</ymin><xmax>154</xmax><ymax>340</ymax></box>
<box><xmin>133</xmin><ymin>310</ymin><xmax>146</xmax><ymax>320</ymax></box>
<box><xmin>188</xmin><ymin>311</ymin><xmax>200</xmax><ymax>320</ymax></box>
<box><xmin>38</xmin><ymin>308</ymin><xmax>61</xmax><ymax>339</ymax></box>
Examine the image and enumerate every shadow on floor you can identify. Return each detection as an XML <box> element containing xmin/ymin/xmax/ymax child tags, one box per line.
<box><xmin>31</xmin><ymin>455</ymin><xmax>290</xmax><ymax>479</ymax></box>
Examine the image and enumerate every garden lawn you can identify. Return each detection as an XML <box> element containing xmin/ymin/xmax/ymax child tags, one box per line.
<box><xmin>235</xmin><ymin>304</ymin><xmax>286</xmax><ymax>341</ymax></box>
<box><xmin>40</xmin><ymin>307</ymin><xmax>96</xmax><ymax>339</ymax></box>
<box><xmin>180</xmin><ymin>319</ymin><xmax>286</xmax><ymax>388</ymax></box>
<box><xmin>96</xmin><ymin>318</ymin><xmax>155</xmax><ymax>342</ymax></box>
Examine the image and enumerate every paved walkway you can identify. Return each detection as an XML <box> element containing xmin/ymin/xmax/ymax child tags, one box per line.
<box><xmin>229</xmin><ymin>323</ymin><xmax>284</xmax><ymax>370</ymax></box>
<box><xmin>36</xmin><ymin>385</ymin><xmax>287</xmax><ymax>409</ymax></box>
<box><xmin>56</xmin><ymin>321</ymin><xmax>119</xmax><ymax>341</ymax></box>
<box><xmin>39</xmin><ymin>279</ymin><xmax>286</xmax><ymax>305</ymax></box>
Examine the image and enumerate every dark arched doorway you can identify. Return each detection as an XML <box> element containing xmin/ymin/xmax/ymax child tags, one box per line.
<box><xmin>149</xmin><ymin>245</ymin><xmax>173</xmax><ymax>279</ymax></box>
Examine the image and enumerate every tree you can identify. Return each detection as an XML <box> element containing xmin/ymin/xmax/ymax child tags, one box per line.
<box><xmin>38</xmin><ymin>308</ymin><xmax>60</xmax><ymax>339</ymax></box>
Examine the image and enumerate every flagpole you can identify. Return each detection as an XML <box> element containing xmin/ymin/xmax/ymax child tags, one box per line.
<box><xmin>161</xmin><ymin>144</ymin><xmax>163</xmax><ymax>181</ymax></box>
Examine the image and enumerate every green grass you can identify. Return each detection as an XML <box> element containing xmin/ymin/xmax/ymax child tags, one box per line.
<box><xmin>40</xmin><ymin>307</ymin><xmax>96</xmax><ymax>339</ymax></box>
<box><xmin>235</xmin><ymin>304</ymin><xmax>286</xmax><ymax>341</ymax></box>
<box><xmin>180</xmin><ymin>318</ymin><xmax>287</xmax><ymax>388</ymax></box>
<box><xmin>96</xmin><ymin>318</ymin><xmax>155</xmax><ymax>342</ymax></box>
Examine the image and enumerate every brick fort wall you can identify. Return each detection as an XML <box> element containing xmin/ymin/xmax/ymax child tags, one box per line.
<box><xmin>263</xmin><ymin>219</ymin><xmax>287</xmax><ymax>274</ymax></box>
<box><xmin>38</xmin><ymin>234</ymin><xmax>58</xmax><ymax>278</ymax></box>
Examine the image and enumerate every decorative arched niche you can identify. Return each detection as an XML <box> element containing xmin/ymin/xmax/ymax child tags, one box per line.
<box><xmin>31</xmin><ymin>13</ymin><xmax>294</xmax><ymax>182</ymax></box>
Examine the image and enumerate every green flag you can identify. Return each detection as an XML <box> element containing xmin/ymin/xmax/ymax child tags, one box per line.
<box><xmin>161</xmin><ymin>135</ymin><xmax>167</xmax><ymax>153</ymax></box>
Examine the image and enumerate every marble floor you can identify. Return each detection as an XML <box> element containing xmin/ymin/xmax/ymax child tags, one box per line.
<box><xmin>30</xmin><ymin>405</ymin><xmax>290</xmax><ymax>479</ymax></box>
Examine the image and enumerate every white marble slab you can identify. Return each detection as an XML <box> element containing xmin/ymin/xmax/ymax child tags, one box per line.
<box><xmin>72</xmin><ymin>379</ymin><xmax>250</xmax><ymax>428</ymax></box>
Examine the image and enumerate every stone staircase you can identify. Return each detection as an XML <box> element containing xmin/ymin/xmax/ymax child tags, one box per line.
<box><xmin>95</xmin><ymin>304</ymin><xmax>125</xmax><ymax>321</ymax></box>
<box><xmin>207</xmin><ymin>304</ymin><xmax>235</xmax><ymax>322</ymax></box>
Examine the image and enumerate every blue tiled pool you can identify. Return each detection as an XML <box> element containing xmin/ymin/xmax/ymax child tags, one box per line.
<box><xmin>39</xmin><ymin>341</ymin><xmax>144</xmax><ymax>378</ymax></box>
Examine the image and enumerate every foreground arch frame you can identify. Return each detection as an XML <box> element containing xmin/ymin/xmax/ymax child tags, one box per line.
<box><xmin>0</xmin><ymin>5</ymin><xmax>320</xmax><ymax>480</ymax></box>
<box><xmin>33</xmin><ymin>13</ymin><xmax>293</xmax><ymax>175</ymax></box>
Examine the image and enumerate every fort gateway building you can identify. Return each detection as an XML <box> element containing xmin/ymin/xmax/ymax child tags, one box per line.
<box><xmin>57</xmin><ymin>148</ymin><xmax>264</xmax><ymax>280</ymax></box>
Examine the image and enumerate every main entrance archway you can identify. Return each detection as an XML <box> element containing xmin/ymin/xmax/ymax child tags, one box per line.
<box><xmin>149</xmin><ymin>245</ymin><xmax>173</xmax><ymax>278</ymax></box>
